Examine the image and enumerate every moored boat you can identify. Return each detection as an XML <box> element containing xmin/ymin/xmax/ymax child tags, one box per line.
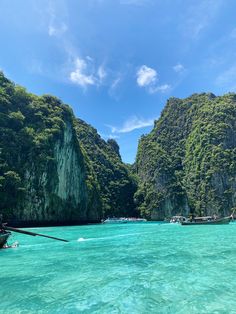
<box><xmin>103</xmin><ymin>217</ymin><xmax>147</xmax><ymax>224</ymax></box>
<box><xmin>103</xmin><ymin>217</ymin><xmax>127</xmax><ymax>224</ymax></box>
<box><xmin>0</xmin><ymin>222</ymin><xmax>69</xmax><ymax>249</ymax></box>
<box><xmin>181</xmin><ymin>216</ymin><xmax>232</xmax><ymax>225</ymax></box>
<box><xmin>125</xmin><ymin>217</ymin><xmax>147</xmax><ymax>223</ymax></box>
<box><xmin>169</xmin><ymin>216</ymin><xmax>187</xmax><ymax>224</ymax></box>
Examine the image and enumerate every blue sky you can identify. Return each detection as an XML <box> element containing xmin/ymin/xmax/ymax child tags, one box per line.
<box><xmin>1</xmin><ymin>0</ymin><xmax>236</xmax><ymax>163</ymax></box>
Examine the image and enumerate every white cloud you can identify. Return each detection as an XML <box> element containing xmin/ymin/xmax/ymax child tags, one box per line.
<box><xmin>107</xmin><ymin>116</ymin><xmax>155</xmax><ymax>134</ymax></box>
<box><xmin>70</xmin><ymin>57</ymin><xmax>96</xmax><ymax>87</ymax></box>
<box><xmin>111</xmin><ymin>76</ymin><xmax>122</xmax><ymax>90</ymax></box>
<box><xmin>48</xmin><ymin>22</ymin><xmax>67</xmax><ymax>37</ymax></box>
<box><xmin>86</xmin><ymin>56</ymin><xmax>94</xmax><ymax>62</ymax></box>
<box><xmin>97</xmin><ymin>65</ymin><xmax>107</xmax><ymax>82</ymax></box>
<box><xmin>137</xmin><ymin>65</ymin><xmax>157</xmax><ymax>87</ymax></box>
<box><xmin>136</xmin><ymin>65</ymin><xmax>171</xmax><ymax>94</ymax></box>
<box><xmin>108</xmin><ymin>134</ymin><xmax>120</xmax><ymax>139</ymax></box>
<box><xmin>69</xmin><ymin>57</ymin><xmax>108</xmax><ymax>88</ymax></box>
<box><xmin>183</xmin><ymin>0</ymin><xmax>223</xmax><ymax>39</ymax></box>
<box><xmin>108</xmin><ymin>75</ymin><xmax>123</xmax><ymax>100</ymax></box>
<box><xmin>46</xmin><ymin>3</ymin><xmax>68</xmax><ymax>37</ymax></box>
<box><xmin>173</xmin><ymin>63</ymin><xmax>185</xmax><ymax>73</ymax></box>
<box><xmin>149</xmin><ymin>84</ymin><xmax>171</xmax><ymax>94</ymax></box>
<box><xmin>99</xmin><ymin>133</ymin><xmax>120</xmax><ymax>140</ymax></box>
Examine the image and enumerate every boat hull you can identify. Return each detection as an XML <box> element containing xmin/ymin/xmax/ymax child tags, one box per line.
<box><xmin>181</xmin><ymin>217</ymin><xmax>231</xmax><ymax>226</ymax></box>
<box><xmin>103</xmin><ymin>218</ymin><xmax>147</xmax><ymax>224</ymax></box>
<box><xmin>0</xmin><ymin>232</ymin><xmax>11</xmax><ymax>248</ymax></box>
<box><xmin>103</xmin><ymin>220</ymin><xmax>126</xmax><ymax>224</ymax></box>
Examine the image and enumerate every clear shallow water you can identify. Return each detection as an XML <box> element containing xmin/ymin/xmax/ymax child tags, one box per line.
<box><xmin>1</xmin><ymin>222</ymin><xmax>236</xmax><ymax>314</ymax></box>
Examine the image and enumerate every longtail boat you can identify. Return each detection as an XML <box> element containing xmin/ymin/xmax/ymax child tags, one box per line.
<box><xmin>181</xmin><ymin>215</ymin><xmax>232</xmax><ymax>226</ymax></box>
<box><xmin>0</xmin><ymin>230</ymin><xmax>11</xmax><ymax>248</ymax></box>
<box><xmin>0</xmin><ymin>223</ymin><xmax>69</xmax><ymax>249</ymax></box>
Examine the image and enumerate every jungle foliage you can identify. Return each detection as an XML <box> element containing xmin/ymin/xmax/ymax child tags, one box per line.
<box><xmin>135</xmin><ymin>93</ymin><xmax>236</xmax><ymax>219</ymax></box>
<box><xmin>1</xmin><ymin>71</ymin><xmax>235</xmax><ymax>222</ymax></box>
<box><xmin>75</xmin><ymin>119</ymin><xmax>138</xmax><ymax>218</ymax></box>
<box><xmin>0</xmin><ymin>72</ymin><xmax>73</xmax><ymax>217</ymax></box>
<box><xmin>0</xmin><ymin>72</ymin><xmax>137</xmax><ymax>221</ymax></box>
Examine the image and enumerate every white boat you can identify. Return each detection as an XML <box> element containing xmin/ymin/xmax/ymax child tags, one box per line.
<box><xmin>102</xmin><ymin>217</ymin><xmax>147</xmax><ymax>224</ymax></box>
<box><xmin>125</xmin><ymin>218</ymin><xmax>147</xmax><ymax>223</ymax></box>
<box><xmin>169</xmin><ymin>216</ymin><xmax>187</xmax><ymax>224</ymax></box>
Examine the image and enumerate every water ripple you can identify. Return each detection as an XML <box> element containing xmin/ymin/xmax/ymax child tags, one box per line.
<box><xmin>1</xmin><ymin>223</ymin><xmax>236</xmax><ymax>313</ymax></box>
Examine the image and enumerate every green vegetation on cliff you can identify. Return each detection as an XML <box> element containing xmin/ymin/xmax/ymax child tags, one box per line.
<box><xmin>0</xmin><ymin>72</ymin><xmax>92</xmax><ymax>222</ymax></box>
<box><xmin>135</xmin><ymin>93</ymin><xmax>236</xmax><ymax>219</ymax></box>
<box><xmin>75</xmin><ymin>119</ymin><xmax>137</xmax><ymax>218</ymax></box>
<box><xmin>1</xmin><ymin>72</ymin><xmax>235</xmax><ymax>223</ymax></box>
<box><xmin>0</xmin><ymin>73</ymin><xmax>137</xmax><ymax>223</ymax></box>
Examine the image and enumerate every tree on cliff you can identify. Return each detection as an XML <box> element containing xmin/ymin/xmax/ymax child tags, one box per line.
<box><xmin>135</xmin><ymin>93</ymin><xmax>236</xmax><ymax>219</ymax></box>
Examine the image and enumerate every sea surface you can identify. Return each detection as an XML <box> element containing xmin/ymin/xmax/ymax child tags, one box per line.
<box><xmin>1</xmin><ymin>222</ymin><xmax>236</xmax><ymax>314</ymax></box>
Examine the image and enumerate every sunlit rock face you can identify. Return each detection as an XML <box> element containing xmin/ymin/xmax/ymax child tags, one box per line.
<box><xmin>135</xmin><ymin>93</ymin><xmax>236</xmax><ymax>219</ymax></box>
<box><xmin>19</xmin><ymin>119</ymin><xmax>92</xmax><ymax>223</ymax></box>
<box><xmin>54</xmin><ymin>122</ymin><xmax>86</xmax><ymax>209</ymax></box>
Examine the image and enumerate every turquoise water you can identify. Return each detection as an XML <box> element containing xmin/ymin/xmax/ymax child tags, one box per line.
<box><xmin>1</xmin><ymin>222</ymin><xmax>236</xmax><ymax>314</ymax></box>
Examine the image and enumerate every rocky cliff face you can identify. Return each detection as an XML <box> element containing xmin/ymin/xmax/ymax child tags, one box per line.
<box><xmin>0</xmin><ymin>73</ymin><xmax>135</xmax><ymax>224</ymax></box>
<box><xmin>18</xmin><ymin>120</ymin><xmax>99</xmax><ymax>224</ymax></box>
<box><xmin>0</xmin><ymin>73</ymin><xmax>101</xmax><ymax>224</ymax></box>
<box><xmin>75</xmin><ymin>118</ymin><xmax>138</xmax><ymax>218</ymax></box>
<box><xmin>135</xmin><ymin>93</ymin><xmax>236</xmax><ymax>219</ymax></box>
<box><xmin>2</xmin><ymin>73</ymin><xmax>235</xmax><ymax>223</ymax></box>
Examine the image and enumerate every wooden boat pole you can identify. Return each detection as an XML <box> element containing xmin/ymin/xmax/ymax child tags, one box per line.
<box><xmin>2</xmin><ymin>225</ymin><xmax>69</xmax><ymax>242</ymax></box>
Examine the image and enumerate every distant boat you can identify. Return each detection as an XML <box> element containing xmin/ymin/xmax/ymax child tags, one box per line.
<box><xmin>169</xmin><ymin>216</ymin><xmax>187</xmax><ymax>224</ymax></box>
<box><xmin>103</xmin><ymin>217</ymin><xmax>147</xmax><ymax>224</ymax></box>
<box><xmin>181</xmin><ymin>216</ymin><xmax>232</xmax><ymax>226</ymax></box>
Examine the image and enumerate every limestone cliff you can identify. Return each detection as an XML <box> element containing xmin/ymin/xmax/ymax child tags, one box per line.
<box><xmin>135</xmin><ymin>93</ymin><xmax>236</xmax><ymax>219</ymax></box>
<box><xmin>19</xmin><ymin>120</ymin><xmax>100</xmax><ymax>224</ymax></box>
<box><xmin>2</xmin><ymin>72</ymin><xmax>235</xmax><ymax>223</ymax></box>
<box><xmin>0</xmin><ymin>73</ymin><xmax>136</xmax><ymax>224</ymax></box>
<box><xmin>75</xmin><ymin>118</ymin><xmax>138</xmax><ymax>218</ymax></box>
<box><xmin>0</xmin><ymin>73</ymin><xmax>101</xmax><ymax>224</ymax></box>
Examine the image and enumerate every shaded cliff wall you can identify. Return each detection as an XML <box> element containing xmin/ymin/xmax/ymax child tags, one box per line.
<box><xmin>75</xmin><ymin>118</ymin><xmax>138</xmax><ymax>218</ymax></box>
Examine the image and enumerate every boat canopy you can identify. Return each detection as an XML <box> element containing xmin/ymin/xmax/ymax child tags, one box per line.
<box><xmin>194</xmin><ymin>216</ymin><xmax>215</xmax><ymax>220</ymax></box>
